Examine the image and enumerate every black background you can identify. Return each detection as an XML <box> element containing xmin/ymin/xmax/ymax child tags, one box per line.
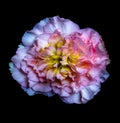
<box><xmin>2</xmin><ymin>1</ymin><xmax>117</xmax><ymax>121</ymax></box>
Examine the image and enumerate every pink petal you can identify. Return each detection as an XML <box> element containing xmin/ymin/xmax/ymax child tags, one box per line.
<box><xmin>36</xmin><ymin>34</ymin><xmax>50</xmax><ymax>49</ymax></box>
<box><xmin>88</xmin><ymin>67</ymin><xmax>100</xmax><ymax>79</ymax></box>
<box><xmin>46</xmin><ymin>69</ymin><xmax>55</xmax><ymax>81</ymax></box>
<box><xmin>28</xmin><ymin>71</ymin><xmax>39</xmax><ymax>82</ymax></box>
<box><xmin>76</xmin><ymin>67</ymin><xmax>87</xmax><ymax>74</ymax></box>
<box><xmin>38</xmin><ymin>63</ymin><xmax>48</xmax><ymax>71</ymax></box>
<box><xmin>52</xmin><ymin>86</ymin><xmax>61</xmax><ymax>94</ymax></box>
<box><xmin>33</xmin><ymin>83</ymin><xmax>51</xmax><ymax>92</ymax></box>
<box><xmin>56</xmin><ymin>72</ymin><xmax>65</xmax><ymax>80</ymax></box>
<box><xmin>53</xmin><ymin>16</ymin><xmax>80</xmax><ymax>35</ymax></box>
<box><xmin>63</xmin><ymin>86</ymin><xmax>73</xmax><ymax>93</ymax></box>
<box><xmin>21</xmin><ymin>61</ymin><xmax>32</xmax><ymax>73</ymax></box>
<box><xmin>80</xmin><ymin>28</ymin><xmax>101</xmax><ymax>46</ymax></box>
<box><xmin>11</xmin><ymin>46</ymin><xmax>28</xmax><ymax>68</ymax></box>
<box><xmin>10</xmin><ymin>65</ymin><xmax>27</xmax><ymax>86</ymax></box>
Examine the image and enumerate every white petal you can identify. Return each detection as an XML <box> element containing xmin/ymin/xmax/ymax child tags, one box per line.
<box><xmin>80</xmin><ymin>87</ymin><xmax>93</xmax><ymax>102</ymax></box>
<box><xmin>39</xmin><ymin>18</ymin><xmax>49</xmax><ymax>26</ymax></box>
<box><xmin>87</xmin><ymin>84</ymin><xmax>100</xmax><ymax>95</ymax></box>
<box><xmin>100</xmin><ymin>70</ymin><xmax>109</xmax><ymax>83</ymax></box>
<box><xmin>61</xmin><ymin>93</ymin><xmax>81</xmax><ymax>104</ymax></box>
<box><xmin>53</xmin><ymin>16</ymin><xmax>80</xmax><ymax>35</ymax></box>
<box><xmin>60</xmin><ymin>89</ymin><xmax>70</xmax><ymax>97</ymax></box>
<box><xmin>43</xmin><ymin>23</ymin><xmax>56</xmax><ymax>33</ymax></box>
<box><xmin>22</xmin><ymin>32</ymin><xmax>36</xmax><ymax>46</ymax></box>
<box><xmin>22</xmin><ymin>87</ymin><xmax>35</xmax><ymax>96</ymax></box>
<box><xmin>80</xmin><ymin>84</ymin><xmax>100</xmax><ymax>103</ymax></box>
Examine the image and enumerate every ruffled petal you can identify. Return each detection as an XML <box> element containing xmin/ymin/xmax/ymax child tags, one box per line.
<box><xmin>11</xmin><ymin>46</ymin><xmax>28</xmax><ymax>68</ymax></box>
<box><xmin>36</xmin><ymin>34</ymin><xmax>50</xmax><ymax>49</ymax></box>
<box><xmin>33</xmin><ymin>83</ymin><xmax>51</xmax><ymax>92</ymax></box>
<box><xmin>61</xmin><ymin>93</ymin><xmax>81</xmax><ymax>104</ymax></box>
<box><xmin>10</xmin><ymin>64</ymin><xmax>27</xmax><ymax>87</ymax></box>
<box><xmin>53</xmin><ymin>16</ymin><xmax>80</xmax><ymax>35</ymax></box>
<box><xmin>28</xmin><ymin>71</ymin><xmax>39</xmax><ymax>82</ymax></box>
<box><xmin>22</xmin><ymin>32</ymin><xmax>37</xmax><ymax>46</ymax></box>
<box><xmin>22</xmin><ymin>87</ymin><xmax>36</xmax><ymax>96</ymax></box>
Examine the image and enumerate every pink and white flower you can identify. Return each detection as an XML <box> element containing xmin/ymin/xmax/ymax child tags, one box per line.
<box><xmin>9</xmin><ymin>16</ymin><xmax>110</xmax><ymax>104</ymax></box>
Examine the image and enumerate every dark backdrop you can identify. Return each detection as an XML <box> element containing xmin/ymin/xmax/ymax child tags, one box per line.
<box><xmin>2</xmin><ymin>1</ymin><xmax>116</xmax><ymax>121</ymax></box>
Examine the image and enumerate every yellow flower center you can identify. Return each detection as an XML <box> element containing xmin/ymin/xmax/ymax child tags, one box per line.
<box><xmin>38</xmin><ymin>32</ymin><xmax>81</xmax><ymax>81</ymax></box>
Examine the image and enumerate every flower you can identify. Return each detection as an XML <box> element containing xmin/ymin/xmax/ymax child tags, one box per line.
<box><xmin>9</xmin><ymin>16</ymin><xmax>110</xmax><ymax>104</ymax></box>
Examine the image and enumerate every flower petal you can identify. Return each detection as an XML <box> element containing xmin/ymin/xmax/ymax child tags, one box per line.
<box><xmin>28</xmin><ymin>71</ymin><xmax>39</xmax><ymax>82</ymax></box>
<box><xmin>87</xmin><ymin>84</ymin><xmax>100</xmax><ymax>95</ymax></box>
<box><xmin>80</xmin><ymin>87</ymin><xmax>93</xmax><ymax>103</ymax></box>
<box><xmin>61</xmin><ymin>93</ymin><xmax>81</xmax><ymax>104</ymax></box>
<box><xmin>22</xmin><ymin>87</ymin><xmax>35</xmax><ymax>96</ymax></box>
<box><xmin>33</xmin><ymin>83</ymin><xmax>51</xmax><ymax>92</ymax></box>
<box><xmin>22</xmin><ymin>32</ymin><xmax>36</xmax><ymax>46</ymax></box>
<box><xmin>10</xmin><ymin>64</ymin><xmax>27</xmax><ymax>87</ymax></box>
<box><xmin>36</xmin><ymin>34</ymin><xmax>50</xmax><ymax>49</ymax></box>
<box><xmin>53</xmin><ymin>16</ymin><xmax>80</xmax><ymax>35</ymax></box>
<box><xmin>60</xmin><ymin>89</ymin><xmax>70</xmax><ymax>97</ymax></box>
<box><xmin>11</xmin><ymin>46</ymin><xmax>28</xmax><ymax>68</ymax></box>
<box><xmin>100</xmin><ymin>70</ymin><xmax>109</xmax><ymax>83</ymax></box>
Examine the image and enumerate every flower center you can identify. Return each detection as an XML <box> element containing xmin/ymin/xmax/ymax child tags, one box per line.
<box><xmin>36</xmin><ymin>32</ymin><xmax>81</xmax><ymax>81</ymax></box>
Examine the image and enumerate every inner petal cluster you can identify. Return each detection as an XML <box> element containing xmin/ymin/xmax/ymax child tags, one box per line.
<box><xmin>27</xmin><ymin>32</ymin><xmax>81</xmax><ymax>83</ymax></box>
